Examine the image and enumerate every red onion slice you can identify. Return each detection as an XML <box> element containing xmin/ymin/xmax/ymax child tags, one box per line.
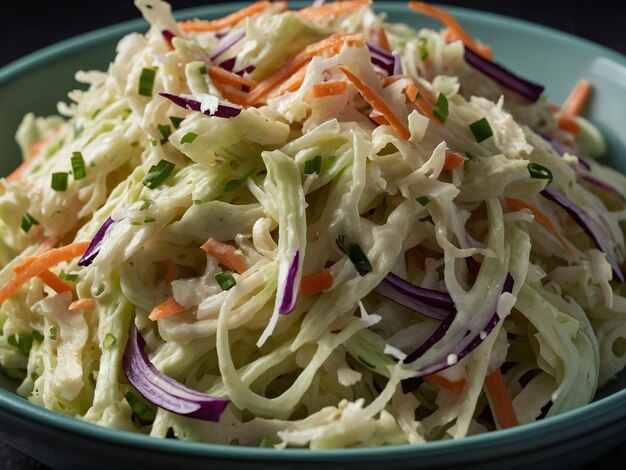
<box><xmin>580</xmin><ymin>174</ymin><xmax>626</xmax><ymax>204</ymax></box>
<box><xmin>159</xmin><ymin>92</ymin><xmax>242</xmax><ymax>118</ymax></box>
<box><xmin>123</xmin><ymin>326</ymin><xmax>229</xmax><ymax>421</ymax></box>
<box><xmin>210</xmin><ymin>30</ymin><xmax>245</xmax><ymax>61</ymax></box>
<box><xmin>279</xmin><ymin>251</ymin><xmax>300</xmax><ymax>315</ymax></box>
<box><xmin>464</xmin><ymin>46</ymin><xmax>544</xmax><ymax>102</ymax></box>
<box><xmin>392</xmin><ymin>51</ymin><xmax>403</xmax><ymax>75</ymax></box>
<box><xmin>367</xmin><ymin>43</ymin><xmax>394</xmax><ymax>75</ymax></box>
<box><xmin>161</xmin><ymin>30</ymin><xmax>175</xmax><ymax>49</ymax></box>
<box><xmin>78</xmin><ymin>217</ymin><xmax>117</xmax><ymax>267</ymax></box>
<box><xmin>219</xmin><ymin>57</ymin><xmax>236</xmax><ymax>72</ymax></box>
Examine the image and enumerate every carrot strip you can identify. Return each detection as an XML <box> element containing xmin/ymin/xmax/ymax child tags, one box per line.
<box><xmin>557</xmin><ymin>79</ymin><xmax>590</xmax><ymax>135</ymax></box>
<box><xmin>424</xmin><ymin>373</ymin><xmax>466</xmax><ymax>393</ymax></box>
<box><xmin>377</xmin><ymin>27</ymin><xmax>391</xmax><ymax>52</ymax></box>
<box><xmin>312</xmin><ymin>81</ymin><xmax>347</xmax><ymax>97</ymax></box>
<box><xmin>297</xmin><ymin>0</ymin><xmax>371</xmax><ymax>21</ymax></box>
<box><xmin>398</xmin><ymin>79</ymin><xmax>437</xmax><ymax>122</ymax></box>
<box><xmin>442</xmin><ymin>152</ymin><xmax>465</xmax><ymax>171</ymax></box>
<box><xmin>408</xmin><ymin>2</ymin><xmax>492</xmax><ymax>59</ymax></box>
<box><xmin>163</xmin><ymin>260</ymin><xmax>179</xmax><ymax>284</ymax></box>
<box><xmin>339</xmin><ymin>65</ymin><xmax>410</xmax><ymax>140</ymax></box>
<box><xmin>299</xmin><ymin>269</ymin><xmax>334</xmax><ymax>295</ymax></box>
<box><xmin>244</xmin><ymin>33</ymin><xmax>362</xmax><ymax>104</ymax></box>
<box><xmin>370</xmin><ymin>112</ymin><xmax>390</xmax><ymax>126</ymax></box>
<box><xmin>0</xmin><ymin>242</ymin><xmax>89</xmax><ymax>305</ymax></box>
<box><xmin>38</xmin><ymin>270</ymin><xmax>74</xmax><ymax>294</ymax></box>
<box><xmin>200</xmin><ymin>237</ymin><xmax>249</xmax><ymax>274</ymax></box>
<box><xmin>557</xmin><ymin>116</ymin><xmax>581</xmax><ymax>135</ymax></box>
<box><xmin>276</xmin><ymin>63</ymin><xmax>308</xmax><ymax>96</ymax></box>
<box><xmin>178</xmin><ymin>1</ymin><xmax>286</xmax><ymax>32</ymax></box>
<box><xmin>208</xmin><ymin>66</ymin><xmax>257</xmax><ymax>90</ymax></box>
<box><xmin>34</xmin><ymin>236</ymin><xmax>61</xmax><ymax>256</ymax></box>
<box><xmin>4</xmin><ymin>128</ymin><xmax>61</xmax><ymax>185</ymax></box>
<box><xmin>485</xmin><ymin>368</ymin><xmax>519</xmax><ymax>429</ymax></box>
<box><xmin>505</xmin><ymin>197</ymin><xmax>573</xmax><ymax>254</ymax></box>
<box><xmin>148</xmin><ymin>298</ymin><xmax>186</xmax><ymax>321</ymax></box>
<box><xmin>68</xmin><ymin>298</ymin><xmax>96</xmax><ymax>312</ymax></box>
<box><xmin>211</xmin><ymin>81</ymin><xmax>250</xmax><ymax>106</ymax></box>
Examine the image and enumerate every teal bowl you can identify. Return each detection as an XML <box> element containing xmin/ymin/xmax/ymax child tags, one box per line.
<box><xmin>1</xmin><ymin>2</ymin><xmax>626</xmax><ymax>469</ymax></box>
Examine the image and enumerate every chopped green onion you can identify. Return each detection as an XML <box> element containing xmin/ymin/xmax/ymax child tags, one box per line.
<box><xmin>304</xmin><ymin>155</ymin><xmax>322</xmax><ymax>175</ymax></box>
<box><xmin>124</xmin><ymin>391</ymin><xmax>153</xmax><ymax>418</ymax></box>
<box><xmin>94</xmin><ymin>284</ymin><xmax>106</xmax><ymax>296</ymax></box>
<box><xmin>49</xmin><ymin>327</ymin><xmax>57</xmax><ymax>341</ymax></box>
<box><xmin>433</xmin><ymin>93</ymin><xmax>449</xmax><ymax>123</ymax></box>
<box><xmin>139</xmin><ymin>200</ymin><xmax>152</xmax><ymax>211</ymax></box>
<box><xmin>130</xmin><ymin>141</ymin><xmax>140</xmax><ymax>147</ymax></box>
<box><xmin>59</xmin><ymin>271</ymin><xmax>78</xmax><ymax>282</ymax></box>
<box><xmin>74</xmin><ymin>125</ymin><xmax>84</xmax><ymax>138</ymax></box>
<box><xmin>416</xmin><ymin>196</ymin><xmax>431</xmax><ymax>207</ymax></box>
<box><xmin>157</xmin><ymin>124</ymin><xmax>172</xmax><ymax>144</ymax></box>
<box><xmin>224</xmin><ymin>179</ymin><xmax>244</xmax><ymax>192</ymax></box>
<box><xmin>32</xmin><ymin>331</ymin><xmax>44</xmax><ymax>343</ymax></box>
<box><xmin>169</xmin><ymin>116</ymin><xmax>184</xmax><ymax>129</ymax></box>
<box><xmin>198</xmin><ymin>65</ymin><xmax>207</xmax><ymax>75</ymax></box>
<box><xmin>418</xmin><ymin>37</ymin><xmax>429</xmax><ymax>60</ymax></box>
<box><xmin>51</xmin><ymin>172</ymin><xmax>68</xmax><ymax>191</ymax></box>
<box><xmin>138</xmin><ymin>67</ymin><xmax>157</xmax><ymax>97</ymax></box>
<box><xmin>337</xmin><ymin>236</ymin><xmax>372</xmax><ymax>276</ymax></box>
<box><xmin>21</xmin><ymin>212</ymin><xmax>39</xmax><ymax>233</ymax></box>
<box><xmin>180</xmin><ymin>132</ymin><xmax>198</xmax><ymax>144</ymax></box>
<box><xmin>358</xmin><ymin>355</ymin><xmax>376</xmax><ymax>369</ymax></box>
<box><xmin>91</xmin><ymin>108</ymin><xmax>102</xmax><ymax>119</ymax></box>
<box><xmin>259</xmin><ymin>436</ymin><xmax>274</xmax><ymax>448</ymax></box>
<box><xmin>215</xmin><ymin>271</ymin><xmax>237</xmax><ymax>291</ymax></box>
<box><xmin>150</xmin><ymin>139</ymin><xmax>158</xmax><ymax>147</ymax></box>
<box><xmin>30</xmin><ymin>372</ymin><xmax>39</xmax><ymax>382</ymax></box>
<box><xmin>469</xmin><ymin>118</ymin><xmax>493</xmax><ymax>142</ymax></box>
<box><xmin>71</xmin><ymin>152</ymin><xmax>86</xmax><ymax>180</ymax></box>
<box><xmin>103</xmin><ymin>333</ymin><xmax>117</xmax><ymax>349</ymax></box>
<box><xmin>143</xmin><ymin>160</ymin><xmax>175</xmax><ymax>189</ymax></box>
<box><xmin>192</xmin><ymin>199</ymin><xmax>202</xmax><ymax>205</ymax></box>
<box><xmin>144</xmin><ymin>217</ymin><xmax>156</xmax><ymax>223</ymax></box>
<box><xmin>8</xmin><ymin>333</ymin><xmax>34</xmax><ymax>355</ymax></box>
<box><xmin>527</xmin><ymin>163</ymin><xmax>553</xmax><ymax>184</ymax></box>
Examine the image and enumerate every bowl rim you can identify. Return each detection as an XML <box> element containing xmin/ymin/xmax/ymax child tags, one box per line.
<box><xmin>1</xmin><ymin>0</ymin><xmax>626</xmax><ymax>462</ymax></box>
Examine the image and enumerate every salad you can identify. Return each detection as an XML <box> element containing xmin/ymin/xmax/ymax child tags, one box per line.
<box><xmin>1</xmin><ymin>0</ymin><xmax>626</xmax><ymax>449</ymax></box>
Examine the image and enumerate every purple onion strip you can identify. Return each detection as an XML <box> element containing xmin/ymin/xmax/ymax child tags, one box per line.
<box><xmin>124</xmin><ymin>326</ymin><xmax>229</xmax><ymax>421</ymax></box>
<box><xmin>161</xmin><ymin>30</ymin><xmax>175</xmax><ymax>50</ymax></box>
<box><xmin>392</xmin><ymin>51</ymin><xmax>403</xmax><ymax>75</ymax></box>
<box><xmin>580</xmin><ymin>174</ymin><xmax>626</xmax><ymax>204</ymax></box>
<box><xmin>78</xmin><ymin>217</ymin><xmax>117</xmax><ymax>267</ymax></box>
<box><xmin>279</xmin><ymin>251</ymin><xmax>300</xmax><ymax>315</ymax></box>
<box><xmin>219</xmin><ymin>57</ymin><xmax>236</xmax><ymax>72</ymax></box>
<box><xmin>210</xmin><ymin>30</ymin><xmax>245</xmax><ymax>61</ymax></box>
<box><xmin>373</xmin><ymin>279</ymin><xmax>451</xmax><ymax>321</ymax></box>
<box><xmin>464</xmin><ymin>46</ymin><xmax>544</xmax><ymax>102</ymax></box>
<box><xmin>541</xmin><ymin>185</ymin><xmax>624</xmax><ymax>282</ymax></box>
<box><xmin>159</xmin><ymin>92</ymin><xmax>242</xmax><ymax>118</ymax></box>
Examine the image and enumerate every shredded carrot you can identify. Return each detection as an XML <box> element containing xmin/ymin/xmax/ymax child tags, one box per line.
<box><xmin>68</xmin><ymin>298</ymin><xmax>96</xmax><ymax>312</ymax></box>
<box><xmin>377</xmin><ymin>26</ymin><xmax>391</xmax><ymax>52</ymax></box>
<box><xmin>442</xmin><ymin>152</ymin><xmax>465</xmax><ymax>171</ymax></box>
<box><xmin>208</xmin><ymin>66</ymin><xmax>257</xmax><ymax>90</ymax></box>
<box><xmin>211</xmin><ymin>81</ymin><xmax>250</xmax><ymax>106</ymax></box>
<box><xmin>276</xmin><ymin>63</ymin><xmax>308</xmax><ymax>96</ymax></box>
<box><xmin>4</xmin><ymin>128</ymin><xmax>60</xmax><ymax>185</ymax></box>
<box><xmin>370</xmin><ymin>112</ymin><xmax>390</xmax><ymax>126</ymax></box>
<box><xmin>200</xmin><ymin>237</ymin><xmax>249</xmax><ymax>274</ymax></box>
<box><xmin>547</xmin><ymin>102</ymin><xmax>560</xmax><ymax>113</ymax></box>
<box><xmin>424</xmin><ymin>373</ymin><xmax>466</xmax><ymax>393</ymax></box>
<box><xmin>557</xmin><ymin>115</ymin><xmax>581</xmax><ymax>135</ymax></box>
<box><xmin>556</xmin><ymin>79</ymin><xmax>591</xmax><ymax>135</ymax></box>
<box><xmin>148</xmin><ymin>298</ymin><xmax>186</xmax><ymax>321</ymax></box>
<box><xmin>312</xmin><ymin>80</ymin><xmax>347</xmax><ymax>98</ymax></box>
<box><xmin>0</xmin><ymin>242</ymin><xmax>89</xmax><ymax>305</ymax></box>
<box><xmin>178</xmin><ymin>1</ymin><xmax>286</xmax><ymax>32</ymax></box>
<box><xmin>338</xmin><ymin>65</ymin><xmax>410</xmax><ymax>140</ymax></box>
<box><xmin>399</xmin><ymin>79</ymin><xmax>438</xmax><ymax>122</ymax></box>
<box><xmin>485</xmin><ymin>368</ymin><xmax>519</xmax><ymax>429</ymax></box>
<box><xmin>297</xmin><ymin>0</ymin><xmax>371</xmax><ymax>21</ymax></box>
<box><xmin>299</xmin><ymin>269</ymin><xmax>334</xmax><ymax>295</ymax></box>
<box><xmin>440</xmin><ymin>27</ymin><xmax>493</xmax><ymax>60</ymax></box>
<box><xmin>505</xmin><ymin>197</ymin><xmax>573</xmax><ymax>254</ymax></box>
<box><xmin>34</xmin><ymin>236</ymin><xmax>61</xmax><ymax>256</ymax></box>
<box><xmin>37</xmin><ymin>270</ymin><xmax>74</xmax><ymax>294</ymax></box>
<box><xmin>163</xmin><ymin>260</ymin><xmax>179</xmax><ymax>284</ymax></box>
<box><xmin>244</xmin><ymin>33</ymin><xmax>362</xmax><ymax>104</ymax></box>
<box><xmin>408</xmin><ymin>2</ymin><xmax>492</xmax><ymax>59</ymax></box>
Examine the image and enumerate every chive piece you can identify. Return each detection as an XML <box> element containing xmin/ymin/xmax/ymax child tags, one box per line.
<box><xmin>527</xmin><ymin>163</ymin><xmax>553</xmax><ymax>184</ymax></box>
<box><xmin>192</xmin><ymin>199</ymin><xmax>202</xmax><ymax>205</ymax></box>
<box><xmin>139</xmin><ymin>200</ymin><xmax>152</xmax><ymax>211</ymax></box>
<box><xmin>138</xmin><ymin>67</ymin><xmax>157</xmax><ymax>97</ymax></box>
<box><xmin>59</xmin><ymin>271</ymin><xmax>78</xmax><ymax>282</ymax></box>
<box><xmin>130</xmin><ymin>141</ymin><xmax>140</xmax><ymax>148</ymax></box>
<box><xmin>304</xmin><ymin>155</ymin><xmax>322</xmax><ymax>175</ymax></box>
<box><xmin>157</xmin><ymin>124</ymin><xmax>172</xmax><ymax>144</ymax></box>
<box><xmin>71</xmin><ymin>152</ymin><xmax>87</xmax><ymax>180</ymax></box>
<box><xmin>169</xmin><ymin>116</ymin><xmax>184</xmax><ymax>129</ymax></box>
<box><xmin>21</xmin><ymin>212</ymin><xmax>39</xmax><ymax>233</ymax></box>
<box><xmin>91</xmin><ymin>108</ymin><xmax>102</xmax><ymax>119</ymax></box>
<box><xmin>469</xmin><ymin>118</ymin><xmax>493</xmax><ymax>142</ymax></box>
<box><xmin>49</xmin><ymin>326</ymin><xmax>57</xmax><ymax>341</ymax></box>
<box><xmin>94</xmin><ymin>284</ymin><xmax>106</xmax><ymax>296</ymax></box>
<box><xmin>259</xmin><ymin>436</ymin><xmax>274</xmax><ymax>448</ymax></box>
<box><xmin>130</xmin><ymin>221</ymin><xmax>142</xmax><ymax>226</ymax></box>
<box><xmin>357</xmin><ymin>355</ymin><xmax>376</xmax><ymax>369</ymax></box>
<box><xmin>180</xmin><ymin>132</ymin><xmax>198</xmax><ymax>144</ymax></box>
<box><xmin>74</xmin><ymin>125</ymin><xmax>84</xmax><ymax>138</ymax></box>
<box><xmin>416</xmin><ymin>196</ymin><xmax>431</xmax><ymax>207</ymax></box>
<box><xmin>124</xmin><ymin>391</ymin><xmax>153</xmax><ymax>418</ymax></box>
<box><xmin>143</xmin><ymin>160</ymin><xmax>175</xmax><ymax>189</ymax></box>
<box><xmin>150</xmin><ymin>139</ymin><xmax>158</xmax><ymax>147</ymax></box>
<box><xmin>32</xmin><ymin>331</ymin><xmax>44</xmax><ymax>343</ymax></box>
<box><xmin>215</xmin><ymin>272</ymin><xmax>237</xmax><ymax>291</ymax></box>
<box><xmin>224</xmin><ymin>179</ymin><xmax>243</xmax><ymax>192</ymax></box>
<box><xmin>103</xmin><ymin>333</ymin><xmax>117</xmax><ymax>349</ymax></box>
<box><xmin>8</xmin><ymin>333</ymin><xmax>33</xmax><ymax>355</ymax></box>
<box><xmin>419</xmin><ymin>37</ymin><xmax>429</xmax><ymax>60</ymax></box>
<box><xmin>336</xmin><ymin>236</ymin><xmax>373</xmax><ymax>276</ymax></box>
<box><xmin>30</xmin><ymin>372</ymin><xmax>39</xmax><ymax>382</ymax></box>
<box><xmin>51</xmin><ymin>172</ymin><xmax>68</xmax><ymax>191</ymax></box>
<box><xmin>198</xmin><ymin>65</ymin><xmax>207</xmax><ymax>75</ymax></box>
<box><xmin>433</xmin><ymin>93</ymin><xmax>449</xmax><ymax>123</ymax></box>
<box><xmin>144</xmin><ymin>217</ymin><xmax>156</xmax><ymax>223</ymax></box>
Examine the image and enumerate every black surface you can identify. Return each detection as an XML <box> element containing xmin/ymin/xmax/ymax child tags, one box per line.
<box><xmin>0</xmin><ymin>1</ymin><xmax>625</xmax><ymax>469</ymax></box>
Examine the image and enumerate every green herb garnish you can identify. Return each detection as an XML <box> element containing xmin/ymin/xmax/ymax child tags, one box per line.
<box><xmin>143</xmin><ymin>160</ymin><xmax>175</xmax><ymax>189</ymax></box>
<box><xmin>469</xmin><ymin>117</ymin><xmax>493</xmax><ymax>142</ymax></box>
<box><xmin>21</xmin><ymin>212</ymin><xmax>39</xmax><ymax>233</ymax></box>
<box><xmin>138</xmin><ymin>67</ymin><xmax>157</xmax><ymax>97</ymax></box>
<box><xmin>433</xmin><ymin>93</ymin><xmax>449</xmax><ymax>123</ymax></box>
<box><xmin>304</xmin><ymin>155</ymin><xmax>322</xmax><ymax>175</ymax></box>
<box><xmin>71</xmin><ymin>152</ymin><xmax>86</xmax><ymax>180</ymax></box>
<box><xmin>215</xmin><ymin>272</ymin><xmax>237</xmax><ymax>291</ymax></box>
<box><xmin>51</xmin><ymin>172</ymin><xmax>68</xmax><ymax>191</ymax></box>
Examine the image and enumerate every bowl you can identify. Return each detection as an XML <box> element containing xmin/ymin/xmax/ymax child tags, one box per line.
<box><xmin>1</xmin><ymin>2</ymin><xmax>626</xmax><ymax>469</ymax></box>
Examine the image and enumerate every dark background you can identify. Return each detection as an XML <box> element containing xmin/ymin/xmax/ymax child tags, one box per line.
<box><xmin>1</xmin><ymin>1</ymin><xmax>625</xmax><ymax>468</ymax></box>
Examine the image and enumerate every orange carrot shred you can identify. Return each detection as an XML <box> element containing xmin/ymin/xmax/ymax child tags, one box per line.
<box><xmin>442</xmin><ymin>152</ymin><xmax>465</xmax><ymax>171</ymax></box>
<box><xmin>370</xmin><ymin>112</ymin><xmax>390</xmax><ymax>126</ymax></box>
<box><xmin>557</xmin><ymin>79</ymin><xmax>590</xmax><ymax>135</ymax></box>
<box><xmin>0</xmin><ymin>242</ymin><xmax>89</xmax><ymax>305</ymax></box>
<box><xmin>34</xmin><ymin>236</ymin><xmax>61</xmax><ymax>256</ymax></box>
<box><xmin>299</xmin><ymin>269</ymin><xmax>334</xmax><ymax>296</ymax></box>
<box><xmin>312</xmin><ymin>81</ymin><xmax>347</xmax><ymax>98</ymax></box>
<box><xmin>68</xmin><ymin>298</ymin><xmax>96</xmax><ymax>312</ymax></box>
<box><xmin>208</xmin><ymin>66</ymin><xmax>257</xmax><ymax>90</ymax></box>
<box><xmin>408</xmin><ymin>2</ymin><xmax>492</xmax><ymax>59</ymax></box>
<box><xmin>178</xmin><ymin>1</ymin><xmax>286</xmax><ymax>32</ymax></box>
<box><xmin>148</xmin><ymin>298</ymin><xmax>186</xmax><ymax>321</ymax></box>
<box><xmin>297</xmin><ymin>0</ymin><xmax>371</xmax><ymax>21</ymax></box>
<box><xmin>377</xmin><ymin>26</ymin><xmax>391</xmax><ymax>52</ymax></box>
<box><xmin>4</xmin><ymin>128</ymin><xmax>60</xmax><ymax>185</ymax></box>
<box><xmin>38</xmin><ymin>270</ymin><xmax>74</xmax><ymax>294</ymax></box>
<box><xmin>505</xmin><ymin>197</ymin><xmax>573</xmax><ymax>254</ymax></box>
<box><xmin>338</xmin><ymin>65</ymin><xmax>410</xmax><ymax>140</ymax></box>
<box><xmin>163</xmin><ymin>260</ymin><xmax>179</xmax><ymax>284</ymax></box>
<box><xmin>201</xmin><ymin>237</ymin><xmax>249</xmax><ymax>274</ymax></box>
<box><xmin>211</xmin><ymin>81</ymin><xmax>250</xmax><ymax>106</ymax></box>
<box><xmin>424</xmin><ymin>373</ymin><xmax>466</xmax><ymax>394</ymax></box>
<box><xmin>276</xmin><ymin>63</ymin><xmax>308</xmax><ymax>96</ymax></box>
<box><xmin>485</xmin><ymin>368</ymin><xmax>519</xmax><ymax>429</ymax></box>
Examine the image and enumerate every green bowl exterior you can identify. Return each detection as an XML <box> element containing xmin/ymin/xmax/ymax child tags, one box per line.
<box><xmin>1</xmin><ymin>2</ymin><xmax>626</xmax><ymax>469</ymax></box>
